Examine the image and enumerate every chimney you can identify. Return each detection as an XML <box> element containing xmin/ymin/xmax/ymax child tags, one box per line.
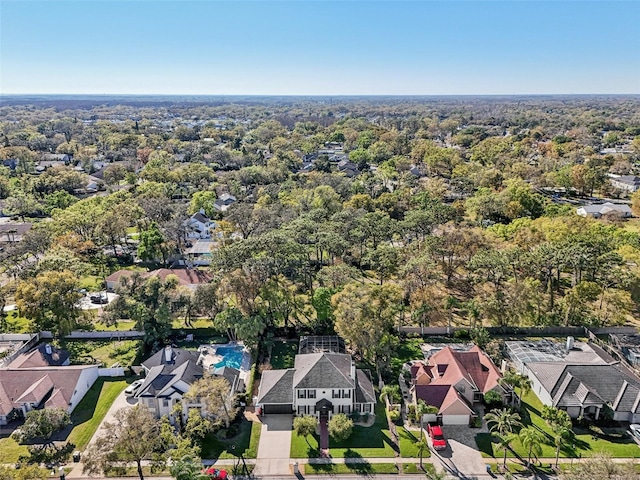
<box><xmin>45</xmin><ymin>344</ymin><xmax>52</xmax><ymax>355</ymax></box>
<box><xmin>351</xmin><ymin>360</ymin><xmax>356</xmax><ymax>382</ymax></box>
<box><xmin>164</xmin><ymin>345</ymin><xmax>173</xmax><ymax>363</ymax></box>
<box><xmin>566</xmin><ymin>336</ymin><xmax>574</xmax><ymax>352</ymax></box>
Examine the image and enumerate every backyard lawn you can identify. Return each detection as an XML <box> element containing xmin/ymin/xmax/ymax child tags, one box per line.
<box><xmin>290</xmin><ymin>402</ymin><xmax>396</xmax><ymax>458</ymax></box>
<box><xmin>201</xmin><ymin>417</ymin><xmax>261</xmax><ymax>459</ymax></box>
<box><xmin>171</xmin><ymin>318</ymin><xmax>216</xmax><ymax>329</ymax></box>
<box><xmin>269</xmin><ymin>340</ymin><xmax>298</xmax><ymax>369</ymax></box>
<box><xmin>67</xmin><ymin>377</ymin><xmax>129</xmax><ymax>449</ymax></box>
<box><xmin>94</xmin><ymin>320</ymin><xmax>137</xmax><ymax>331</ymax></box>
<box><xmin>476</xmin><ymin>390</ymin><xmax>640</xmax><ymax>459</ymax></box>
<box><xmin>3</xmin><ymin>310</ymin><xmax>31</xmax><ymax>333</ymax></box>
<box><xmin>79</xmin><ymin>275</ymin><xmax>104</xmax><ymax>291</ymax></box>
<box><xmin>62</xmin><ymin>339</ymin><xmax>142</xmax><ymax>367</ymax></box>
<box><xmin>389</xmin><ymin>338</ymin><xmax>423</xmax><ymax>377</ymax></box>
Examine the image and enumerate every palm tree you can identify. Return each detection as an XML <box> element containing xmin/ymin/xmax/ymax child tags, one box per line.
<box><xmin>518</xmin><ymin>426</ymin><xmax>543</xmax><ymax>466</ymax></box>
<box><xmin>540</xmin><ymin>406</ymin><xmax>574</xmax><ymax>468</ymax></box>
<box><xmin>518</xmin><ymin>376</ymin><xmax>532</xmax><ymax>399</ymax></box>
<box><xmin>499</xmin><ymin>371</ymin><xmax>531</xmax><ymax>406</ymax></box>
<box><xmin>415</xmin><ymin>400</ymin><xmax>437</xmax><ymax>440</ymax></box>
<box><xmin>380</xmin><ymin>384</ymin><xmax>400</xmax><ymax>408</ymax></box>
<box><xmin>494</xmin><ymin>433</ymin><xmax>517</xmax><ymax>469</ymax></box>
<box><xmin>484</xmin><ymin>408</ymin><xmax>523</xmax><ymax>437</ymax></box>
<box><xmin>554</xmin><ymin>424</ymin><xmax>575</xmax><ymax>468</ymax></box>
<box><xmin>484</xmin><ymin>408</ymin><xmax>523</xmax><ymax>468</ymax></box>
<box><xmin>415</xmin><ymin>438</ymin><xmax>429</xmax><ymax>470</ymax></box>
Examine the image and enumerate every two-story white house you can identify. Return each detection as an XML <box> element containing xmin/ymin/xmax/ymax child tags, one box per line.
<box><xmin>135</xmin><ymin>346</ymin><xmax>203</xmax><ymax>419</ymax></box>
<box><xmin>183</xmin><ymin>210</ymin><xmax>216</xmax><ymax>239</ymax></box>
<box><xmin>256</xmin><ymin>352</ymin><xmax>376</xmax><ymax>418</ymax></box>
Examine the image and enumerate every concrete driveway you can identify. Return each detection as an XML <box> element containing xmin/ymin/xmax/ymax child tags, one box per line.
<box><xmin>429</xmin><ymin>425</ymin><xmax>488</xmax><ymax>478</ymax></box>
<box><xmin>87</xmin><ymin>388</ymin><xmax>137</xmax><ymax>447</ymax></box>
<box><xmin>67</xmin><ymin>387</ymin><xmax>137</xmax><ymax>478</ymax></box>
<box><xmin>254</xmin><ymin>415</ymin><xmax>293</xmax><ymax>475</ymax></box>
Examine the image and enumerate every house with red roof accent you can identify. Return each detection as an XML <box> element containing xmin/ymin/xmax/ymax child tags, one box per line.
<box><xmin>409</xmin><ymin>345</ymin><xmax>508</xmax><ymax>425</ymax></box>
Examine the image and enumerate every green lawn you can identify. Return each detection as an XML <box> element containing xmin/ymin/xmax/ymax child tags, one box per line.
<box><xmin>398</xmin><ymin>427</ymin><xmax>430</xmax><ymax>458</ymax></box>
<box><xmin>0</xmin><ymin>437</ymin><xmax>29</xmax><ymax>463</ymax></box>
<box><xmin>3</xmin><ymin>310</ymin><xmax>31</xmax><ymax>333</ymax></box>
<box><xmin>269</xmin><ymin>340</ymin><xmax>298</xmax><ymax>369</ymax></box>
<box><xmin>402</xmin><ymin>463</ymin><xmax>435</xmax><ymax>474</ymax></box>
<box><xmin>171</xmin><ymin>318</ymin><xmax>216</xmax><ymax>329</ymax></box>
<box><xmin>201</xmin><ymin>418</ymin><xmax>261</xmax><ymax>459</ymax></box>
<box><xmin>304</xmin><ymin>462</ymin><xmax>399</xmax><ymax>475</ymax></box>
<box><xmin>94</xmin><ymin>320</ymin><xmax>137</xmax><ymax>331</ymax></box>
<box><xmin>68</xmin><ymin>377</ymin><xmax>129</xmax><ymax>449</ymax></box>
<box><xmin>290</xmin><ymin>402</ymin><xmax>396</xmax><ymax>458</ymax></box>
<box><xmin>390</xmin><ymin>338</ymin><xmax>423</xmax><ymax>377</ymax></box>
<box><xmin>477</xmin><ymin>390</ymin><xmax>640</xmax><ymax>459</ymax></box>
<box><xmin>79</xmin><ymin>275</ymin><xmax>104</xmax><ymax>291</ymax></box>
<box><xmin>63</xmin><ymin>339</ymin><xmax>142</xmax><ymax>367</ymax></box>
<box><xmin>0</xmin><ymin>378</ymin><xmax>128</xmax><ymax>462</ymax></box>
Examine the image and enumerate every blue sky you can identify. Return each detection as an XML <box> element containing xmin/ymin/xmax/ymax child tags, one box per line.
<box><xmin>1</xmin><ymin>1</ymin><xmax>639</xmax><ymax>95</ymax></box>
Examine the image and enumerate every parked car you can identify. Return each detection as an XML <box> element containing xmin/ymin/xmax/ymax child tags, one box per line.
<box><xmin>630</xmin><ymin>424</ymin><xmax>640</xmax><ymax>442</ymax></box>
<box><xmin>427</xmin><ymin>423</ymin><xmax>447</xmax><ymax>450</ymax></box>
<box><xmin>204</xmin><ymin>468</ymin><xmax>228</xmax><ymax>479</ymax></box>
<box><xmin>90</xmin><ymin>293</ymin><xmax>108</xmax><ymax>304</ymax></box>
<box><xmin>124</xmin><ymin>379</ymin><xmax>144</xmax><ymax>396</ymax></box>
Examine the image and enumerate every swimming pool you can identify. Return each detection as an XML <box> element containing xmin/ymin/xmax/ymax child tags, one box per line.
<box><xmin>213</xmin><ymin>345</ymin><xmax>244</xmax><ymax>370</ymax></box>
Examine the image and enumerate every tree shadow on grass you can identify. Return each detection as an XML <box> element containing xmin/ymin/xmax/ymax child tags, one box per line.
<box><xmin>309</xmin><ymin>462</ymin><xmax>335</xmax><ymax>474</ymax></box>
<box><xmin>344</xmin><ymin>450</ymin><xmax>373</xmax><ymax>476</ymax></box>
<box><xmin>475</xmin><ymin>433</ymin><xmax>495</xmax><ymax>457</ymax></box>
<box><xmin>201</xmin><ymin>417</ymin><xmax>253</xmax><ymax>459</ymax></box>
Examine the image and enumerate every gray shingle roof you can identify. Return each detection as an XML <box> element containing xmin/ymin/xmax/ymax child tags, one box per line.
<box><xmin>355</xmin><ymin>369</ymin><xmax>376</xmax><ymax>403</ymax></box>
<box><xmin>293</xmin><ymin>353</ymin><xmax>354</xmax><ymax>389</ymax></box>
<box><xmin>529</xmin><ymin>362</ymin><xmax>640</xmax><ymax>413</ymax></box>
<box><xmin>257</xmin><ymin>369</ymin><xmax>294</xmax><ymax>404</ymax></box>
<box><xmin>192</xmin><ymin>212</ymin><xmax>210</xmax><ymax>224</ymax></box>
<box><xmin>142</xmin><ymin>347</ymin><xmax>200</xmax><ymax>370</ymax></box>
<box><xmin>137</xmin><ymin>359</ymin><xmax>203</xmax><ymax>398</ymax></box>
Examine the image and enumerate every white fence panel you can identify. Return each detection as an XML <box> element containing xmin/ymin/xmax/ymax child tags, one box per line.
<box><xmin>98</xmin><ymin>367</ymin><xmax>125</xmax><ymax>377</ymax></box>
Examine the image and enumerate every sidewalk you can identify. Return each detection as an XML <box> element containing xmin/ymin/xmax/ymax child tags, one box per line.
<box><xmin>64</xmin><ymin>454</ymin><xmax>640</xmax><ymax>479</ymax></box>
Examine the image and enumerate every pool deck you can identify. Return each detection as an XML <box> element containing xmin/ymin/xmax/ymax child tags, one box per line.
<box><xmin>198</xmin><ymin>342</ymin><xmax>252</xmax><ymax>381</ymax></box>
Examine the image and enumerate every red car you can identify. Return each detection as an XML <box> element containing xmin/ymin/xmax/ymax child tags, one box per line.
<box><xmin>204</xmin><ymin>468</ymin><xmax>228</xmax><ymax>479</ymax></box>
<box><xmin>427</xmin><ymin>423</ymin><xmax>447</xmax><ymax>450</ymax></box>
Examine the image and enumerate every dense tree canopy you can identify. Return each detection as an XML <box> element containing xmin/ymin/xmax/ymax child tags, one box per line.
<box><xmin>0</xmin><ymin>96</ymin><xmax>638</xmax><ymax>369</ymax></box>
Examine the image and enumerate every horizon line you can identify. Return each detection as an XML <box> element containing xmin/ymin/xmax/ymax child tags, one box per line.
<box><xmin>2</xmin><ymin>93</ymin><xmax>640</xmax><ymax>98</ymax></box>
